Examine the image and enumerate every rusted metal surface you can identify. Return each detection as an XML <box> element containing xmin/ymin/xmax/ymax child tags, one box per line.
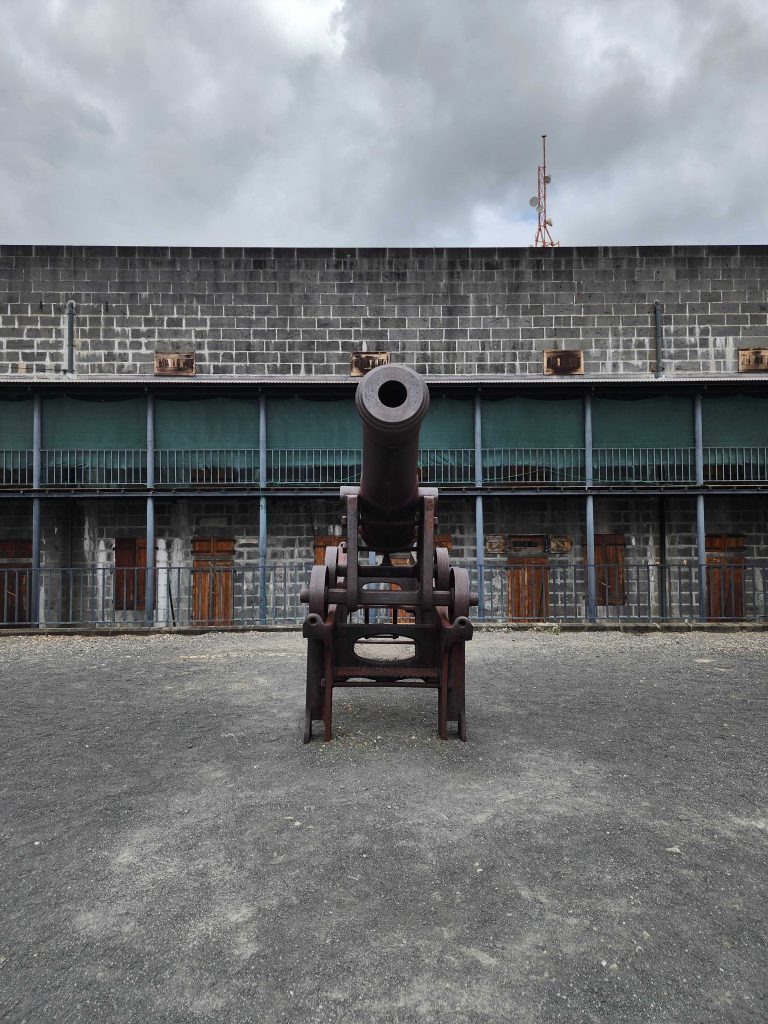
<box><xmin>302</xmin><ymin>364</ymin><xmax>477</xmax><ymax>742</ymax></box>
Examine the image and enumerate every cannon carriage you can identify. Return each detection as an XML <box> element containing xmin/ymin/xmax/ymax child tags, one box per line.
<box><xmin>301</xmin><ymin>364</ymin><xmax>477</xmax><ymax>742</ymax></box>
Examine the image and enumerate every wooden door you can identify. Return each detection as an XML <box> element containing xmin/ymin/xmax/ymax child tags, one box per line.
<box><xmin>313</xmin><ymin>535</ymin><xmax>338</xmax><ymax>565</ymax></box>
<box><xmin>114</xmin><ymin>538</ymin><xmax>147</xmax><ymax>611</ymax></box>
<box><xmin>706</xmin><ymin>535</ymin><xmax>745</xmax><ymax>620</ymax></box>
<box><xmin>507</xmin><ymin>557</ymin><xmax>549</xmax><ymax>620</ymax></box>
<box><xmin>0</xmin><ymin>540</ymin><xmax>31</xmax><ymax>626</ymax></box>
<box><xmin>192</xmin><ymin>538</ymin><xmax>234</xmax><ymax>625</ymax></box>
<box><xmin>595</xmin><ymin>534</ymin><xmax>625</xmax><ymax>606</ymax></box>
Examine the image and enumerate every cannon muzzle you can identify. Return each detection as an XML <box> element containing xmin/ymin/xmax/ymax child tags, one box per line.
<box><xmin>354</xmin><ymin>364</ymin><xmax>430</xmax><ymax>551</ymax></box>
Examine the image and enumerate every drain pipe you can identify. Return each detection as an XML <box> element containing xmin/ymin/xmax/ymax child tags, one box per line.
<box><xmin>654</xmin><ymin>302</ymin><xmax>663</xmax><ymax>377</ymax></box>
<box><xmin>65</xmin><ymin>300</ymin><xmax>75</xmax><ymax>373</ymax></box>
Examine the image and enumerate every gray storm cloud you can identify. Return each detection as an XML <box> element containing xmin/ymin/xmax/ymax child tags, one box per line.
<box><xmin>0</xmin><ymin>0</ymin><xmax>766</xmax><ymax>245</ymax></box>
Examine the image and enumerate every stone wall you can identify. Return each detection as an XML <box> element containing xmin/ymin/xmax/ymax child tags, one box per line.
<box><xmin>1</xmin><ymin>245</ymin><xmax>767</xmax><ymax>377</ymax></box>
<box><xmin>15</xmin><ymin>493</ymin><xmax>763</xmax><ymax>623</ymax></box>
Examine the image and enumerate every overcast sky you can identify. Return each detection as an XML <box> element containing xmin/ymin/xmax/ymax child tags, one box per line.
<box><xmin>1</xmin><ymin>0</ymin><xmax>767</xmax><ymax>247</ymax></box>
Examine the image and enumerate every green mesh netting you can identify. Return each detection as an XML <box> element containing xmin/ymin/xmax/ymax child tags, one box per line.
<box><xmin>0</xmin><ymin>400</ymin><xmax>33</xmax><ymax>448</ymax></box>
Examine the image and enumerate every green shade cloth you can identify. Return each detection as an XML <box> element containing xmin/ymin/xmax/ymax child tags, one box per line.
<box><xmin>156</xmin><ymin>398</ymin><xmax>260</xmax><ymax>448</ymax></box>
<box><xmin>482</xmin><ymin>398</ymin><xmax>583</xmax><ymax>448</ymax></box>
<box><xmin>0</xmin><ymin>400</ymin><xmax>33</xmax><ymax>448</ymax></box>
<box><xmin>266</xmin><ymin>397</ymin><xmax>361</xmax><ymax>449</ymax></box>
<box><xmin>419</xmin><ymin>398</ymin><xmax>474</xmax><ymax>449</ymax></box>
<box><xmin>592</xmin><ymin>397</ymin><xmax>694</xmax><ymax>447</ymax></box>
<box><xmin>702</xmin><ymin>396</ymin><xmax>768</xmax><ymax>445</ymax></box>
<box><xmin>265</xmin><ymin>395</ymin><xmax>473</xmax><ymax>477</ymax></box>
<box><xmin>267</xmin><ymin>397</ymin><xmax>360</xmax><ymax>476</ymax></box>
<box><xmin>43</xmin><ymin>397</ymin><xmax>146</xmax><ymax>448</ymax></box>
<box><xmin>479</xmin><ymin>398</ymin><xmax>583</xmax><ymax>475</ymax></box>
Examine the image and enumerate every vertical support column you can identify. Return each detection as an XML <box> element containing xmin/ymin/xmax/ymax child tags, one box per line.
<box><xmin>584</xmin><ymin>394</ymin><xmax>596</xmax><ymax>621</ymax></box>
<box><xmin>473</xmin><ymin>392</ymin><xmax>485</xmax><ymax>619</ymax></box>
<box><xmin>258</xmin><ymin>393</ymin><xmax>268</xmax><ymax>625</ymax></box>
<box><xmin>31</xmin><ymin>394</ymin><xmax>42</xmax><ymax>627</ymax></box>
<box><xmin>694</xmin><ymin>394</ymin><xmax>707</xmax><ymax>620</ymax></box>
<box><xmin>145</xmin><ymin>394</ymin><xmax>155</xmax><ymax>627</ymax></box>
<box><xmin>658</xmin><ymin>497</ymin><xmax>668</xmax><ymax>620</ymax></box>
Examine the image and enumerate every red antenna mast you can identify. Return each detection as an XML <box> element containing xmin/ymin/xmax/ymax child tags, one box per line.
<box><xmin>531</xmin><ymin>134</ymin><xmax>560</xmax><ymax>247</ymax></box>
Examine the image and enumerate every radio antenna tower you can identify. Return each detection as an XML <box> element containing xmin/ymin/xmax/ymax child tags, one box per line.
<box><xmin>530</xmin><ymin>134</ymin><xmax>560</xmax><ymax>247</ymax></box>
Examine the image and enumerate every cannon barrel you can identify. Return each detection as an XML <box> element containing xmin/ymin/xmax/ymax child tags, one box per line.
<box><xmin>354</xmin><ymin>364</ymin><xmax>430</xmax><ymax>551</ymax></box>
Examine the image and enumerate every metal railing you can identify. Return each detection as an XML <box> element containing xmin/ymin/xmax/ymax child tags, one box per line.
<box><xmin>2</xmin><ymin>560</ymin><xmax>766</xmax><ymax>628</ymax></box>
<box><xmin>419</xmin><ymin>449</ymin><xmax>475</xmax><ymax>485</ymax></box>
<box><xmin>703</xmin><ymin>446</ymin><xmax>768</xmax><ymax>483</ymax></box>
<box><xmin>41</xmin><ymin>449</ymin><xmax>147</xmax><ymax>486</ymax></box>
<box><xmin>0</xmin><ymin>450</ymin><xmax>33</xmax><ymax>486</ymax></box>
<box><xmin>266</xmin><ymin>449</ymin><xmax>476</xmax><ymax>486</ymax></box>
<box><xmin>267</xmin><ymin>449</ymin><xmax>361</xmax><ymax>486</ymax></box>
<box><xmin>156</xmin><ymin>449</ymin><xmax>260</xmax><ymax>486</ymax></box>
<box><xmin>483</xmin><ymin>447</ymin><xmax>585</xmax><ymax>485</ymax></box>
<box><xmin>592</xmin><ymin>447</ymin><xmax>696</xmax><ymax>484</ymax></box>
<box><xmin>2</xmin><ymin>445</ymin><xmax>768</xmax><ymax>489</ymax></box>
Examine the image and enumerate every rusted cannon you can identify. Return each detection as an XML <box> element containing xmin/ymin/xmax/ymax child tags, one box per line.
<box><xmin>301</xmin><ymin>364</ymin><xmax>476</xmax><ymax>742</ymax></box>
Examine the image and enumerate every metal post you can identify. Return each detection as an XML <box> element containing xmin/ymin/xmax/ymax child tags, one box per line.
<box><xmin>583</xmin><ymin>392</ymin><xmax>593</xmax><ymax>486</ymax></box>
<box><xmin>585</xmin><ymin>494</ymin><xmax>596</xmax><ymax>622</ymax></box>
<box><xmin>696</xmin><ymin>494</ymin><xmax>707</xmax><ymax>621</ymax></box>
<box><xmin>694</xmin><ymin>394</ymin><xmax>704</xmax><ymax>487</ymax></box>
<box><xmin>258</xmin><ymin>394</ymin><xmax>268</xmax><ymax>625</ymax></box>
<box><xmin>473</xmin><ymin>392</ymin><xmax>485</xmax><ymax>619</ymax></box>
<box><xmin>694</xmin><ymin>394</ymin><xmax>707</xmax><ymax>619</ymax></box>
<box><xmin>146</xmin><ymin>393</ymin><xmax>155</xmax><ymax>489</ymax></box>
<box><xmin>31</xmin><ymin>395</ymin><xmax>42</xmax><ymax>626</ymax></box>
<box><xmin>658</xmin><ymin>497</ymin><xmax>668</xmax><ymax>619</ymax></box>
<box><xmin>145</xmin><ymin>394</ymin><xmax>155</xmax><ymax>627</ymax></box>
<box><xmin>583</xmin><ymin>393</ymin><xmax>596</xmax><ymax>621</ymax></box>
<box><xmin>31</xmin><ymin>499</ymin><xmax>41</xmax><ymax>627</ymax></box>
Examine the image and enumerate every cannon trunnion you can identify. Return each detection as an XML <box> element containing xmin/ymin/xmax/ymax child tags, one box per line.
<box><xmin>301</xmin><ymin>364</ymin><xmax>477</xmax><ymax>742</ymax></box>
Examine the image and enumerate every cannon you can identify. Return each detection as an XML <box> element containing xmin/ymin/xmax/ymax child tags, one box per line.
<box><xmin>301</xmin><ymin>364</ymin><xmax>477</xmax><ymax>742</ymax></box>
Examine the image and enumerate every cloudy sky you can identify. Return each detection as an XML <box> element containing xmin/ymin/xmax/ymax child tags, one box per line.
<box><xmin>1</xmin><ymin>0</ymin><xmax>767</xmax><ymax>247</ymax></box>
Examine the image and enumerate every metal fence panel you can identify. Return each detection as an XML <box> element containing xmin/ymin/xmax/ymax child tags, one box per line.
<box><xmin>0</xmin><ymin>451</ymin><xmax>33</xmax><ymax>487</ymax></box>
<box><xmin>3</xmin><ymin>560</ymin><xmax>763</xmax><ymax>629</ymax></box>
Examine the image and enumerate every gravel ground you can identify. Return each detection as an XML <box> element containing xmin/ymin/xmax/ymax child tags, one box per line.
<box><xmin>1</xmin><ymin>630</ymin><xmax>766</xmax><ymax>1024</ymax></box>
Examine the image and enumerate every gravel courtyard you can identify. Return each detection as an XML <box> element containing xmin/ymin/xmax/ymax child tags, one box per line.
<box><xmin>1</xmin><ymin>630</ymin><xmax>766</xmax><ymax>1024</ymax></box>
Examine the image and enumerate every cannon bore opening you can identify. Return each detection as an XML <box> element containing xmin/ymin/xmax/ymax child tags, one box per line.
<box><xmin>377</xmin><ymin>379</ymin><xmax>408</xmax><ymax>408</ymax></box>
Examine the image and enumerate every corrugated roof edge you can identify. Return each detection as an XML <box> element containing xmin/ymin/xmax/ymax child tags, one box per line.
<box><xmin>1</xmin><ymin>373</ymin><xmax>768</xmax><ymax>386</ymax></box>
<box><xmin>2</xmin><ymin>243</ymin><xmax>768</xmax><ymax>259</ymax></box>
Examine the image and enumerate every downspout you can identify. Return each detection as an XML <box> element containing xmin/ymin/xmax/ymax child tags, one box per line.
<box><xmin>654</xmin><ymin>302</ymin><xmax>663</xmax><ymax>378</ymax></box>
<box><xmin>65</xmin><ymin>300</ymin><xmax>75</xmax><ymax>374</ymax></box>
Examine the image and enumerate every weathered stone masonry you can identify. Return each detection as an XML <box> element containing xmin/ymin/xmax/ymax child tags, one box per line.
<box><xmin>1</xmin><ymin>244</ymin><xmax>767</xmax><ymax>623</ymax></box>
<box><xmin>1</xmin><ymin>244</ymin><xmax>767</xmax><ymax>377</ymax></box>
